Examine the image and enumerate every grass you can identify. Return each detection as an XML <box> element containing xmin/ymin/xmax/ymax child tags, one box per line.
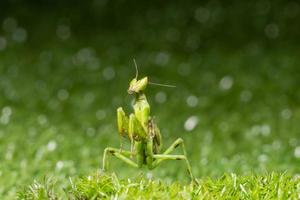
<box><xmin>17</xmin><ymin>178</ymin><xmax>58</xmax><ymax>200</ymax></box>
<box><xmin>18</xmin><ymin>172</ymin><xmax>300</xmax><ymax>199</ymax></box>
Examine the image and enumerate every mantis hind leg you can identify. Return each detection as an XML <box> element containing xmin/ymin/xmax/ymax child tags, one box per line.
<box><xmin>152</xmin><ymin>138</ymin><xmax>195</xmax><ymax>182</ymax></box>
<box><xmin>102</xmin><ymin>147</ymin><xmax>138</xmax><ymax>171</ymax></box>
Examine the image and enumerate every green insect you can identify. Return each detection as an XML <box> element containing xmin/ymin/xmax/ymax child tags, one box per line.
<box><xmin>102</xmin><ymin>60</ymin><xmax>195</xmax><ymax>182</ymax></box>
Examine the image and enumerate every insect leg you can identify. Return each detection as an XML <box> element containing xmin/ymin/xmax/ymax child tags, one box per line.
<box><xmin>152</xmin><ymin>138</ymin><xmax>195</xmax><ymax>181</ymax></box>
<box><xmin>128</xmin><ymin>114</ymin><xmax>135</xmax><ymax>155</ymax></box>
<box><xmin>102</xmin><ymin>147</ymin><xmax>137</xmax><ymax>171</ymax></box>
<box><xmin>117</xmin><ymin>107</ymin><xmax>129</xmax><ymax>150</ymax></box>
<box><xmin>129</xmin><ymin>114</ymin><xmax>147</xmax><ymax>167</ymax></box>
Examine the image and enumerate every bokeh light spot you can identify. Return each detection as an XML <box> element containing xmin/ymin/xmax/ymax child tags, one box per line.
<box><xmin>195</xmin><ymin>7</ymin><xmax>210</xmax><ymax>23</ymax></box>
<box><xmin>281</xmin><ymin>108</ymin><xmax>292</xmax><ymax>119</ymax></box>
<box><xmin>155</xmin><ymin>52</ymin><xmax>169</xmax><ymax>66</ymax></box>
<box><xmin>184</xmin><ymin>116</ymin><xmax>199</xmax><ymax>131</ymax></box>
<box><xmin>265</xmin><ymin>23</ymin><xmax>279</xmax><ymax>39</ymax></box>
<box><xmin>0</xmin><ymin>37</ymin><xmax>7</xmax><ymax>51</ymax></box>
<box><xmin>57</xmin><ymin>89</ymin><xmax>69</xmax><ymax>101</ymax></box>
<box><xmin>294</xmin><ymin>146</ymin><xmax>300</xmax><ymax>158</ymax></box>
<box><xmin>56</xmin><ymin>24</ymin><xmax>71</xmax><ymax>40</ymax></box>
<box><xmin>12</xmin><ymin>27</ymin><xmax>27</xmax><ymax>43</ymax></box>
<box><xmin>219</xmin><ymin>76</ymin><xmax>233</xmax><ymax>90</ymax></box>
<box><xmin>2</xmin><ymin>17</ymin><xmax>17</xmax><ymax>32</ymax></box>
<box><xmin>96</xmin><ymin>109</ymin><xmax>106</xmax><ymax>120</ymax></box>
<box><xmin>240</xmin><ymin>90</ymin><xmax>252</xmax><ymax>102</ymax></box>
<box><xmin>155</xmin><ymin>91</ymin><xmax>167</xmax><ymax>104</ymax></box>
<box><xmin>47</xmin><ymin>140</ymin><xmax>57</xmax><ymax>152</ymax></box>
<box><xmin>103</xmin><ymin>67</ymin><xmax>115</xmax><ymax>80</ymax></box>
<box><xmin>186</xmin><ymin>95</ymin><xmax>199</xmax><ymax>107</ymax></box>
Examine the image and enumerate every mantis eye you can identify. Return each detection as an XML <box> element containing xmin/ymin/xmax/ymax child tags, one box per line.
<box><xmin>129</xmin><ymin>78</ymin><xmax>137</xmax><ymax>86</ymax></box>
<box><xmin>137</xmin><ymin>77</ymin><xmax>148</xmax><ymax>91</ymax></box>
<box><xmin>128</xmin><ymin>78</ymin><xmax>137</xmax><ymax>94</ymax></box>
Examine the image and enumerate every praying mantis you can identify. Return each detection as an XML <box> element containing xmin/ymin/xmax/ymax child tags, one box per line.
<box><xmin>102</xmin><ymin>60</ymin><xmax>196</xmax><ymax>182</ymax></box>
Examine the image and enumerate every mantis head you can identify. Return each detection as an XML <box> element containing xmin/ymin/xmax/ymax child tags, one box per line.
<box><xmin>127</xmin><ymin>59</ymin><xmax>148</xmax><ymax>94</ymax></box>
<box><xmin>127</xmin><ymin>77</ymin><xmax>148</xmax><ymax>94</ymax></box>
<box><xmin>127</xmin><ymin>59</ymin><xmax>175</xmax><ymax>95</ymax></box>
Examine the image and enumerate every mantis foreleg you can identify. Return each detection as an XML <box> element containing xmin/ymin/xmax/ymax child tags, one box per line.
<box><xmin>117</xmin><ymin>107</ymin><xmax>129</xmax><ymax>150</ymax></box>
<box><xmin>129</xmin><ymin>114</ymin><xmax>147</xmax><ymax>167</ymax></box>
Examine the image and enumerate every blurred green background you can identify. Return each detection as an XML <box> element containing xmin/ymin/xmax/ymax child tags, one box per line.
<box><xmin>1</xmin><ymin>0</ymin><xmax>300</xmax><ymax>198</ymax></box>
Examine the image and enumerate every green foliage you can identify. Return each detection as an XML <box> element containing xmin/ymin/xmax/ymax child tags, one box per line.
<box><xmin>197</xmin><ymin>173</ymin><xmax>300</xmax><ymax>199</ymax></box>
<box><xmin>17</xmin><ymin>178</ymin><xmax>58</xmax><ymax>200</ymax></box>
<box><xmin>68</xmin><ymin>172</ymin><xmax>120</xmax><ymax>199</ymax></box>
<box><xmin>18</xmin><ymin>172</ymin><xmax>300</xmax><ymax>200</ymax></box>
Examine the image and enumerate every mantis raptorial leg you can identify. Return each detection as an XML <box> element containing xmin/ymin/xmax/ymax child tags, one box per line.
<box><xmin>117</xmin><ymin>107</ymin><xmax>128</xmax><ymax>152</ymax></box>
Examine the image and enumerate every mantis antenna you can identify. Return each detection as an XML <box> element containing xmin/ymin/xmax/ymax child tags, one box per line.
<box><xmin>149</xmin><ymin>82</ymin><xmax>176</xmax><ymax>88</ymax></box>
<box><xmin>133</xmin><ymin>58</ymin><xmax>138</xmax><ymax>79</ymax></box>
<box><xmin>133</xmin><ymin>59</ymin><xmax>176</xmax><ymax>88</ymax></box>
